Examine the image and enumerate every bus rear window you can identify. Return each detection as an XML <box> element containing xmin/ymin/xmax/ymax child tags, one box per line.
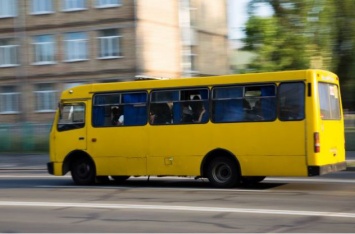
<box><xmin>318</xmin><ymin>83</ymin><xmax>341</xmax><ymax>120</ymax></box>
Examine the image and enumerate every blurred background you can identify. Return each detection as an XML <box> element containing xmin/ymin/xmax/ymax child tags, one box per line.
<box><xmin>0</xmin><ymin>0</ymin><xmax>354</xmax><ymax>152</ymax></box>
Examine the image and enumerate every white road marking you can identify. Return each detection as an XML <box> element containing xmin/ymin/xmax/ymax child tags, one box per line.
<box><xmin>0</xmin><ymin>201</ymin><xmax>354</xmax><ymax>219</ymax></box>
<box><xmin>1</xmin><ymin>174</ymin><xmax>355</xmax><ymax>184</ymax></box>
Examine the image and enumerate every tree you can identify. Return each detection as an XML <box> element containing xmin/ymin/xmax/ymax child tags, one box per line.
<box><xmin>334</xmin><ymin>0</ymin><xmax>355</xmax><ymax>110</ymax></box>
<box><xmin>241</xmin><ymin>0</ymin><xmax>355</xmax><ymax>110</ymax></box>
<box><xmin>242</xmin><ymin>0</ymin><xmax>311</xmax><ymax>72</ymax></box>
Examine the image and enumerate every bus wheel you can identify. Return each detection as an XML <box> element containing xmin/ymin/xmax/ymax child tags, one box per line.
<box><xmin>207</xmin><ymin>157</ymin><xmax>240</xmax><ymax>188</ymax></box>
<box><xmin>111</xmin><ymin>176</ymin><xmax>130</xmax><ymax>184</ymax></box>
<box><xmin>70</xmin><ymin>157</ymin><xmax>96</xmax><ymax>185</ymax></box>
<box><xmin>241</xmin><ymin>176</ymin><xmax>266</xmax><ymax>186</ymax></box>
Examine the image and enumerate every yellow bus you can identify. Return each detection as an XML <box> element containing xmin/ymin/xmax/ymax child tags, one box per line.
<box><xmin>47</xmin><ymin>69</ymin><xmax>347</xmax><ymax>188</ymax></box>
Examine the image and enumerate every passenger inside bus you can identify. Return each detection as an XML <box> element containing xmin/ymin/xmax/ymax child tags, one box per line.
<box><xmin>111</xmin><ymin>106</ymin><xmax>124</xmax><ymax>125</ymax></box>
<box><xmin>190</xmin><ymin>96</ymin><xmax>207</xmax><ymax>123</ymax></box>
<box><xmin>150</xmin><ymin>103</ymin><xmax>172</xmax><ymax>124</ymax></box>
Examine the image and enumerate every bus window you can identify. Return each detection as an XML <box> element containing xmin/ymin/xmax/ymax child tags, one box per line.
<box><xmin>57</xmin><ymin>103</ymin><xmax>85</xmax><ymax>131</ymax></box>
<box><xmin>150</xmin><ymin>88</ymin><xmax>209</xmax><ymax>125</ymax></box>
<box><xmin>122</xmin><ymin>92</ymin><xmax>148</xmax><ymax>126</ymax></box>
<box><xmin>177</xmin><ymin>89</ymin><xmax>209</xmax><ymax>124</ymax></box>
<box><xmin>278</xmin><ymin>82</ymin><xmax>305</xmax><ymax>121</ymax></box>
<box><xmin>93</xmin><ymin>92</ymin><xmax>147</xmax><ymax>127</ymax></box>
<box><xmin>212</xmin><ymin>84</ymin><xmax>276</xmax><ymax>122</ymax></box>
<box><xmin>318</xmin><ymin>83</ymin><xmax>341</xmax><ymax>119</ymax></box>
<box><xmin>150</xmin><ymin>90</ymin><xmax>177</xmax><ymax>124</ymax></box>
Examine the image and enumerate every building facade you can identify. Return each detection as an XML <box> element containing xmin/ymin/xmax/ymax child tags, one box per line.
<box><xmin>0</xmin><ymin>0</ymin><xmax>230</xmax><ymax>124</ymax></box>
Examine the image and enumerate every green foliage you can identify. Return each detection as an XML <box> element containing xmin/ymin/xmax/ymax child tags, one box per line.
<box><xmin>241</xmin><ymin>0</ymin><xmax>355</xmax><ymax>110</ymax></box>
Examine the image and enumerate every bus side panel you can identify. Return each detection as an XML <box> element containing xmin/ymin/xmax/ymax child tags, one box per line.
<box><xmin>147</xmin><ymin>125</ymin><xmax>210</xmax><ymax>176</ymax></box>
<box><xmin>213</xmin><ymin>121</ymin><xmax>307</xmax><ymax>177</ymax></box>
<box><xmin>87</xmin><ymin>127</ymin><xmax>148</xmax><ymax>176</ymax></box>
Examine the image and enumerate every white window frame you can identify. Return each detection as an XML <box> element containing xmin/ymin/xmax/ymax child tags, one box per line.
<box><xmin>33</xmin><ymin>35</ymin><xmax>56</xmax><ymax>65</ymax></box>
<box><xmin>0</xmin><ymin>88</ymin><xmax>19</xmax><ymax>114</ymax></box>
<box><xmin>98</xmin><ymin>29</ymin><xmax>121</xmax><ymax>59</ymax></box>
<box><xmin>31</xmin><ymin>0</ymin><xmax>53</xmax><ymax>15</ymax></box>
<box><xmin>0</xmin><ymin>44</ymin><xmax>19</xmax><ymax>67</ymax></box>
<box><xmin>0</xmin><ymin>0</ymin><xmax>17</xmax><ymax>18</ymax></box>
<box><xmin>96</xmin><ymin>0</ymin><xmax>121</xmax><ymax>8</ymax></box>
<box><xmin>62</xmin><ymin>0</ymin><xmax>86</xmax><ymax>12</ymax></box>
<box><xmin>64</xmin><ymin>32</ymin><xmax>88</xmax><ymax>62</ymax></box>
<box><xmin>34</xmin><ymin>85</ymin><xmax>57</xmax><ymax>112</ymax></box>
<box><xmin>182</xmin><ymin>49</ymin><xmax>198</xmax><ymax>74</ymax></box>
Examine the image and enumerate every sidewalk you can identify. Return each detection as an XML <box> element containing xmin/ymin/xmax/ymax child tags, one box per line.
<box><xmin>0</xmin><ymin>153</ymin><xmax>48</xmax><ymax>170</ymax></box>
<box><xmin>0</xmin><ymin>152</ymin><xmax>354</xmax><ymax>170</ymax></box>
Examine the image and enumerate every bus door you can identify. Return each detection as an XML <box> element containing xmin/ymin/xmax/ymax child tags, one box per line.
<box><xmin>317</xmin><ymin>82</ymin><xmax>345</xmax><ymax>163</ymax></box>
<box><xmin>54</xmin><ymin>102</ymin><xmax>87</xmax><ymax>160</ymax></box>
<box><xmin>87</xmin><ymin>92</ymin><xmax>148</xmax><ymax>176</ymax></box>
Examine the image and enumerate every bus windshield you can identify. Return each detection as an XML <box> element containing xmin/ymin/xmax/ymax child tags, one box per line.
<box><xmin>57</xmin><ymin>103</ymin><xmax>85</xmax><ymax>131</ymax></box>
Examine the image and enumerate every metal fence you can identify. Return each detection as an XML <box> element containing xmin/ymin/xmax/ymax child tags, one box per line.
<box><xmin>345</xmin><ymin>112</ymin><xmax>355</xmax><ymax>151</ymax></box>
<box><xmin>0</xmin><ymin>115</ymin><xmax>354</xmax><ymax>152</ymax></box>
<box><xmin>0</xmin><ymin>123</ymin><xmax>51</xmax><ymax>152</ymax></box>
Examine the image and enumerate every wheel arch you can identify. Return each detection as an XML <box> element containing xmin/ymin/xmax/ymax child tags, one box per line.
<box><xmin>62</xmin><ymin>150</ymin><xmax>95</xmax><ymax>175</ymax></box>
<box><xmin>200</xmin><ymin>148</ymin><xmax>241</xmax><ymax>178</ymax></box>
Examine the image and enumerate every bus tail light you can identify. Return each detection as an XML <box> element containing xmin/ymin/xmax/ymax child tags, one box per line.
<box><xmin>314</xmin><ymin>132</ymin><xmax>320</xmax><ymax>153</ymax></box>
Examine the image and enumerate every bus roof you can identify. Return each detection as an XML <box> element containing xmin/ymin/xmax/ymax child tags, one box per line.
<box><xmin>60</xmin><ymin>69</ymin><xmax>338</xmax><ymax>100</ymax></box>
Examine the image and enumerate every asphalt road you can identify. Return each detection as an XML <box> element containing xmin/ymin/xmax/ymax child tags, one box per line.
<box><xmin>1</xmin><ymin>152</ymin><xmax>354</xmax><ymax>170</ymax></box>
<box><xmin>0</xmin><ymin>153</ymin><xmax>355</xmax><ymax>232</ymax></box>
<box><xmin>0</xmin><ymin>169</ymin><xmax>355</xmax><ymax>232</ymax></box>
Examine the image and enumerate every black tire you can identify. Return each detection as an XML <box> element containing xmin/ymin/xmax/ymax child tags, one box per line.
<box><xmin>241</xmin><ymin>176</ymin><xmax>266</xmax><ymax>186</ymax></box>
<box><xmin>207</xmin><ymin>156</ymin><xmax>240</xmax><ymax>188</ymax></box>
<box><xmin>70</xmin><ymin>157</ymin><xmax>96</xmax><ymax>185</ymax></box>
<box><xmin>111</xmin><ymin>176</ymin><xmax>130</xmax><ymax>184</ymax></box>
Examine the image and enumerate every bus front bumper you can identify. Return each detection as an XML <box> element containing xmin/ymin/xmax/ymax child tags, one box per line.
<box><xmin>47</xmin><ymin>162</ymin><xmax>63</xmax><ymax>175</ymax></box>
<box><xmin>308</xmin><ymin>161</ymin><xmax>347</xmax><ymax>176</ymax></box>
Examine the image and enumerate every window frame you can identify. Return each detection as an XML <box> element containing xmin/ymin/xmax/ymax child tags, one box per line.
<box><xmin>0</xmin><ymin>0</ymin><xmax>17</xmax><ymax>18</ymax></box>
<box><xmin>92</xmin><ymin>91</ymin><xmax>148</xmax><ymax>127</ymax></box>
<box><xmin>150</xmin><ymin>87</ymin><xmax>209</xmax><ymax>125</ymax></box>
<box><xmin>211</xmin><ymin>84</ymin><xmax>277</xmax><ymax>123</ymax></box>
<box><xmin>62</xmin><ymin>0</ymin><xmax>87</xmax><ymax>12</ymax></box>
<box><xmin>0</xmin><ymin>86</ymin><xmax>20</xmax><ymax>114</ymax></box>
<box><xmin>64</xmin><ymin>32</ymin><xmax>88</xmax><ymax>62</ymax></box>
<box><xmin>97</xmin><ymin>29</ymin><xmax>122</xmax><ymax>59</ymax></box>
<box><xmin>31</xmin><ymin>0</ymin><xmax>54</xmax><ymax>15</ymax></box>
<box><xmin>318</xmin><ymin>82</ymin><xmax>341</xmax><ymax>120</ymax></box>
<box><xmin>277</xmin><ymin>82</ymin><xmax>306</xmax><ymax>121</ymax></box>
<box><xmin>34</xmin><ymin>84</ymin><xmax>57</xmax><ymax>112</ymax></box>
<box><xmin>32</xmin><ymin>34</ymin><xmax>56</xmax><ymax>65</ymax></box>
<box><xmin>95</xmin><ymin>0</ymin><xmax>121</xmax><ymax>8</ymax></box>
<box><xmin>0</xmin><ymin>38</ymin><xmax>19</xmax><ymax>67</ymax></box>
<box><xmin>57</xmin><ymin>102</ymin><xmax>86</xmax><ymax>132</ymax></box>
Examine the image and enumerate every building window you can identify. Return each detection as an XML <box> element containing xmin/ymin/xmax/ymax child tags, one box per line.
<box><xmin>96</xmin><ymin>0</ymin><xmax>121</xmax><ymax>8</ymax></box>
<box><xmin>0</xmin><ymin>0</ymin><xmax>17</xmax><ymax>18</ymax></box>
<box><xmin>0</xmin><ymin>38</ymin><xmax>19</xmax><ymax>67</ymax></box>
<box><xmin>62</xmin><ymin>0</ymin><xmax>86</xmax><ymax>11</ymax></box>
<box><xmin>98</xmin><ymin>29</ymin><xmax>121</xmax><ymax>59</ymax></box>
<box><xmin>31</xmin><ymin>0</ymin><xmax>53</xmax><ymax>14</ymax></box>
<box><xmin>182</xmin><ymin>46</ymin><xmax>197</xmax><ymax>74</ymax></box>
<box><xmin>34</xmin><ymin>84</ymin><xmax>57</xmax><ymax>112</ymax></box>
<box><xmin>64</xmin><ymin>32</ymin><xmax>88</xmax><ymax>62</ymax></box>
<box><xmin>33</xmin><ymin>35</ymin><xmax>55</xmax><ymax>64</ymax></box>
<box><xmin>0</xmin><ymin>86</ymin><xmax>19</xmax><ymax>113</ymax></box>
